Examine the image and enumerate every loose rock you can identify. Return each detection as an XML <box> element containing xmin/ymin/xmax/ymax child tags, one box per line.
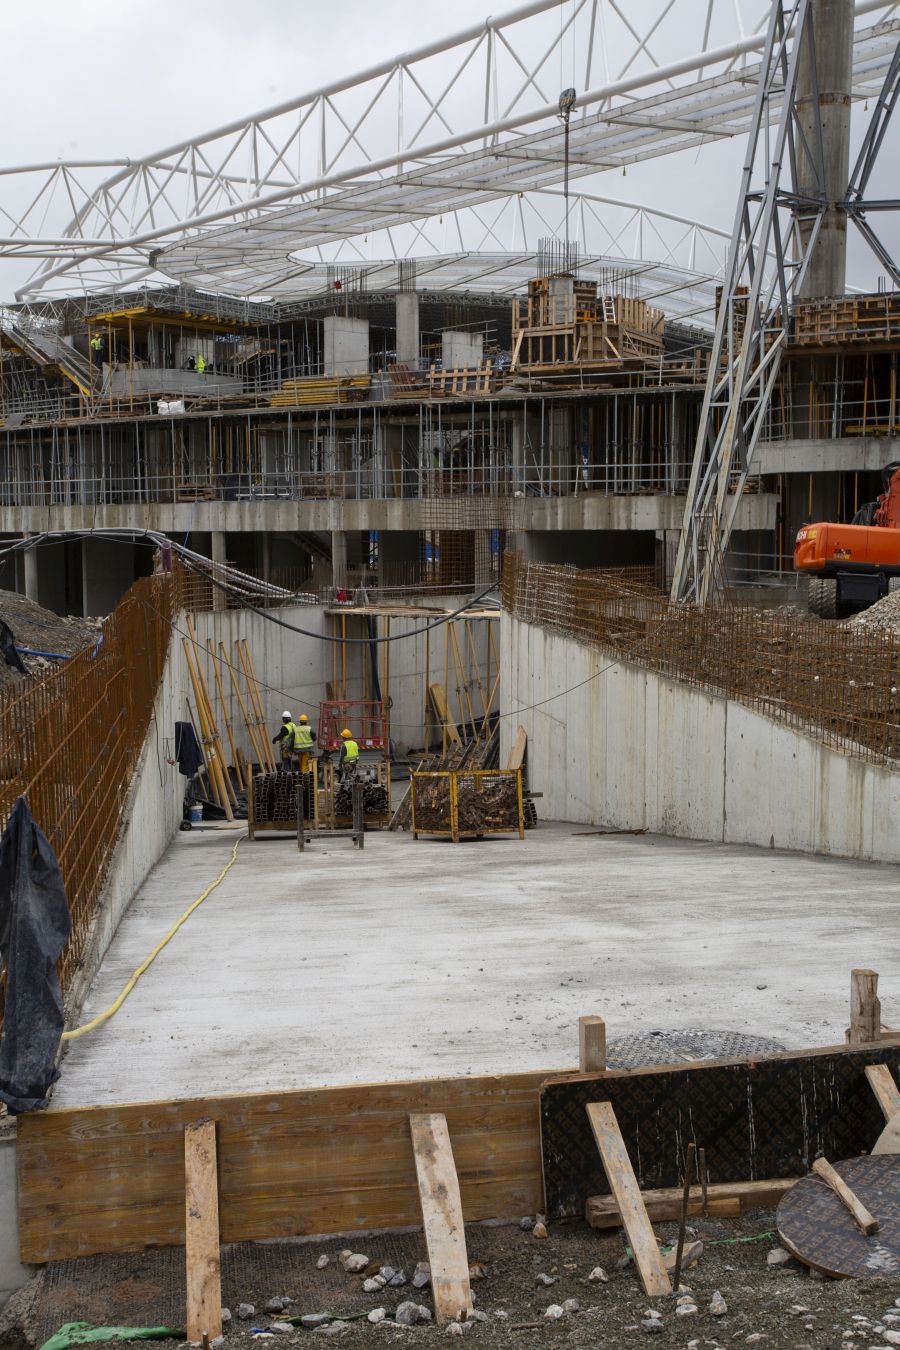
<box><xmin>766</xmin><ymin>1247</ymin><xmax>791</xmax><ymax>1266</ymax></box>
<box><xmin>413</xmin><ymin>1262</ymin><xmax>431</xmax><ymax>1289</ymax></box>
<box><xmin>363</xmin><ymin>1277</ymin><xmax>387</xmax><ymax>1293</ymax></box>
<box><xmin>519</xmin><ymin>1216</ymin><xmax>534</xmax><ymax>1231</ymax></box>
<box><xmin>588</xmin><ymin>1266</ymin><xmax>608</xmax><ymax>1283</ymax></box>
<box><xmin>543</xmin><ymin>1304</ymin><xmax>565</xmax><ymax>1321</ymax></box>
<box><xmin>390</xmin><ymin>1271</ymin><xmax>408</xmax><ymax>1287</ymax></box>
<box><xmin>379</xmin><ymin>1267</ymin><xmax>396</xmax><ymax>1282</ymax></box>
<box><xmin>663</xmin><ymin>1240</ymin><xmax>702</xmax><ymax>1273</ymax></box>
<box><xmin>316</xmin><ymin>1255</ymin><xmax>330</xmax><ymax>1270</ymax></box>
<box><xmin>270</xmin><ymin>1323</ymin><xmax>293</xmax><ymax>1334</ymax></box>
<box><xmin>395</xmin><ymin>1302</ymin><xmax>426</xmax><ymax>1327</ymax></box>
<box><xmin>367</xmin><ymin>1310</ymin><xmax>386</xmax><ymax>1325</ymax></box>
<box><xmin>535</xmin><ymin>1273</ymin><xmax>557</xmax><ymax>1286</ymax></box>
<box><xmin>265</xmin><ymin>1298</ymin><xmax>288</xmax><ymax>1314</ymax></box>
<box><xmin>882</xmin><ymin>1333</ymin><xmax>900</xmax><ymax>1347</ymax></box>
<box><xmin>221</xmin><ymin>1310</ymin><xmax>232</xmax><ymax>1325</ymax></box>
<box><xmin>445</xmin><ymin>1324</ymin><xmax>472</xmax><ymax>1337</ymax></box>
<box><xmin>640</xmin><ymin>1318</ymin><xmax>664</xmax><ymax>1335</ymax></box>
<box><xmin>562</xmin><ymin>1298</ymin><xmax>580</xmax><ymax>1314</ymax></box>
<box><xmin>709</xmin><ymin>1291</ymin><xmax>727</xmax><ymax>1317</ymax></box>
<box><xmin>300</xmin><ymin>1314</ymin><xmax>331</xmax><ymax>1329</ymax></box>
<box><xmin>532</xmin><ymin>1222</ymin><xmax>548</xmax><ymax>1239</ymax></box>
<box><xmin>238</xmin><ymin>1305</ymin><xmax>256</xmax><ymax>1320</ymax></box>
<box><xmin>339</xmin><ymin>1250</ymin><xmax>369</xmax><ymax>1274</ymax></box>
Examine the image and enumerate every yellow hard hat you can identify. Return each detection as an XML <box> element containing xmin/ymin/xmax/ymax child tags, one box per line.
<box><xmin>299</xmin><ymin>714</ymin><xmax>308</xmax><ymax>723</ymax></box>
<box><xmin>341</xmin><ymin>728</ymin><xmax>352</xmax><ymax>738</ymax></box>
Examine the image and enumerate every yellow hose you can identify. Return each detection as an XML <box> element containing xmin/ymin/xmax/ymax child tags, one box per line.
<box><xmin>62</xmin><ymin>837</ymin><xmax>242</xmax><ymax>1041</ymax></box>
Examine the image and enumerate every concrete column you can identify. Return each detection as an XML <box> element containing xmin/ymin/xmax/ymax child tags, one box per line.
<box><xmin>795</xmin><ymin>0</ymin><xmax>853</xmax><ymax>299</ymax></box>
<box><xmin>81</xmin><ymin>538</ymin><xmax>134</xmax><ymax>618</ymax></box>
<box><xmin>23</xmin><ymin>536</ymin><xmax>39</xmax><ymax>602</ymax></box>
<box><xmin>395</xmin><ymin>292</ymin><xmax>420</xmax><ymax>368</ymax></box>
<box><xmin>323</xmin><ymin>317</ymin><xmax>369</xmax><ymax>376</ymax></box>
<box><xmin>211</xmin><ymin>530</ymin><xmax>226</xmax><ymax>612</ymax></box>
<box><xmin>332</xmin><ymin>531</ymin><xmax>348</xmax><ymax>588</ymax></box>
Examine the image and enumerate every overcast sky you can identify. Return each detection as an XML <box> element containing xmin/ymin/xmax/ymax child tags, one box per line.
<box><xmin>1</xmin><ymin>0</ymin><xmax>896</xmax><ymax>299</ymax></box>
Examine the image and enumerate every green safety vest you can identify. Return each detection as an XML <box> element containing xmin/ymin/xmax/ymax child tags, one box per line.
<box><xmin>90</xmin><ymin>337</ymin><xmax>102</xmax><ymax>352</ymax></box>
<box><xmin>342</xmin><ymin>738</ymin><xmax>359</xmax><ymax>762</ymax></box>
<box><xmin>281</xmin><ymin>722</ymin><xmax>301</xmax><ymax>755</ymax></box>
<box><xmin>295</xmin><ymin>724</ymin><xmax>314</xmax><ymax>749</ymax></box>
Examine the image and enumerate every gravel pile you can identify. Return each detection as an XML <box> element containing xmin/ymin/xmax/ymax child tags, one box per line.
<box><xmin>0</xmin><ymin>589</ymin><xmax>101</xmax><ymax>690</ymax></box>
<box><xmin>847</xmin><ymin>588</ymin><xmax>900</xmax><ymax>635</ymax></box>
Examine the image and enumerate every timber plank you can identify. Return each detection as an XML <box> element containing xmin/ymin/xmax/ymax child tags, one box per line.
<box><xmin>811</xmin><ymin>1157</ymin><xmax>879</xmax><ymax>1235</ymax></box>
<box><xmin>586</xmin><ymin>1178</ymin><xmax>797</xmax><ymax>1228</ymax></box>
<box><xmin>18</xmin><ymin>1068</ymin><xmax>560</xmax><ymax>1262</ymax></box>
<box><xmin>409</xmin><ymin>1114</ymin><xmax>473</xmax><ymax>1324</ymax></box>
<box><xmin>866</xmin><ymin>1064</ymin><xmax>900</xmax><ymax>1122</ymax></box>
<box><xmin>184</xmin><ymin>1121</ymin><xmax>222</xmax><ymax>1343</ymax></box>
<box><xmin>586</xmin><ymin>1102</ymin><xmax>671</xmax><ymax>1297</ymax></box>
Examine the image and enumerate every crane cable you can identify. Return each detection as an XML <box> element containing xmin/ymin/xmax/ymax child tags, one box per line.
<box><xmin>61</xmin><ymin>837</ymin><xmax>242</xmax><ymax>1041</ymax></box>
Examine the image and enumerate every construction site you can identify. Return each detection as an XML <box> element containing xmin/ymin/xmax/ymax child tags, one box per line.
<box><xmin>4</xmin><ymin>1</ymin><xmax>900</xmax><ymax>1346</ymax></box>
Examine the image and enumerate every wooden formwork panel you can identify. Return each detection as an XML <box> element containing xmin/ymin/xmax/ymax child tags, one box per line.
<box><xmin>17</xmin><ymin>1070</ymin><xmax>559</xmax><ymax>1263</ymax></box>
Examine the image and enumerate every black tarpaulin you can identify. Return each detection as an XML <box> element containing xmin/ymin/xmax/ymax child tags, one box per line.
<box><xmin>0</xmin><ymin>617</ymin><xmax>26</xmax><ymax>674</ymax></box>
<box><xmin>174</xmin><ymin>721</ymin><xmax>203</xmax><ymax>778</ymax></box>
<box><xmin>0</xmin><ymin>796</ymin><xmax>72</xmax><ymax>1111</ymax></box>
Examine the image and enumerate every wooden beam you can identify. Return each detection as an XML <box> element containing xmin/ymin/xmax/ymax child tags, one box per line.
<box><xmin>811</xmin><ymin>1157</ymin><xmax>879</xmax><ymax>1235</ymax></box>
<box><xmin>409</xmin><ymin>1113</ymin><xmax>473</xmax><ymax>1325</ymax></box>
<box><xmin>184</xmin><ymin>1120</ymin><xmax>222</xmax><ymax>1345</ymax></box>
<box><xmin>865</xmin><ymin>1063</ymin><xmax>900</xmax><ymax>1121</ymax></box>
<box><xmin>586</xmin><ymin>1178</ymin><xmax>797</xmax><ymax>1228</ymax></box>
<box><xmin>586</xmin><ymin>1102</ymin><xmax>671</xmax><ymax>1297</ymax></box>
<box><xmin>578</xmin><ymin>1016</ymin><xmax>606</xmax><ymax>1073</ymax></box>
<box><xmin>849</xmin><ymin>969</ymin><xmax>881</xmax><ymax>1046</ymax></box>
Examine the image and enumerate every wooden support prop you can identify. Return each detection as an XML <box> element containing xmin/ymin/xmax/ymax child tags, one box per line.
<box><xmin>222</xmin><ymin>641</ymin><xmax>265</xmax><ymax>770</ymax></box>
<box><xmin>849</xmin><ymin>969</ymin><xmax>881</xmax><ymax>1046</ymax></box>
<box><xmin>409</xmin><ymin>1113</ymin><xmax>473</xmax><ymax>1325</ymax></box>
<box><xmin>811</xmin><ymin>1157</ymin><xmax>880</xmax><ymax>1235</ymax></box>
<box><xmin>429</xmin><ymin>682</ymin><xmax>460</xmax><ymax>747</ymax></box>
<box><xmin>586</xmin><ymin>1102</ymin><xmax>671</xmax><ymax>1297</ymax></box>
<box><xmin>585</xmin><ymin>1178</ymin><xmax>799</xmax><ymax>1229</ymax></box>
<box><xmin>208</xmin><ymin>641</ymin><xmax>243</xmax><ymax>791</ymax></box>
<box><xmin>578</xmin><ymin>1016</ymin><xmax>606</xmax><ymax>1073</ymax></box>
<box><xmin>866</xmin><ymin>1063</ymin><xmax>900</xmax><ymax>1122</ymax></box>
<box><xmin>184</xmin><ymin>1120</ymin><xmax>222</xmax><ymax>1345</ymax></box>
<box><xmin>506</xmin><ymin>726</ymin><xmax>528</xmax><ymax>773</ymax></box>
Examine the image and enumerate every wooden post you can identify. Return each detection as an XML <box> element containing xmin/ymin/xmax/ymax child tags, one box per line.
<box><xmin>579</xmin><ymin>1016</ymin><xmax>606</xmax><ymax>1073</ymax></box>
<box><xmin>409</xmin><ymin>1113</ymin><xmax>473</xmax><ymax>1325</ymax></box>
<box><xmin>849</xmin><ymin>969</ymin><xmax>881</xmax><ymax>1046</ymax></box>
<box><xmin>184</xmin><ymin>1121</ymin><xmax>222</xmax><ymax>1345</ymax></box>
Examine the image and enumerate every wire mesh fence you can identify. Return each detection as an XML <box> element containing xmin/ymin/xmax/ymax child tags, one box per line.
<box><xmin>0</xmin><ymin>567</ymin><xmax>180</xmax><ymax>1005</ymax></box>
<box><xmin>502</xmin><ymin>552</ymin><xmax>900</xmax><ymax>766</ymax></box>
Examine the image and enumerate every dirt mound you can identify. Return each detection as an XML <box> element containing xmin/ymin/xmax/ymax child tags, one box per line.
<box><xmin>847</xmin><ymin>587</ymin><xmax>900</xmax><ymax>635</ymax></box>
<box><xmin>0</xmin><ymin>590</ymin><xmax>101</xmax><ymax>690</ymax></box>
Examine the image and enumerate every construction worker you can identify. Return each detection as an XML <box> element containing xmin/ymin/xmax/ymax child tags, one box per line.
<box><xmin>196</xmin><ymin>353</ymin><xmax>207</xmax><ymax>375</ymax></box>
<box><xmin>339</xmin><ymin>727</ymin><xmax>359</xmax><ymax>781</ymax></box>
<box><xmin>272</xmin><ymin>710</ymin><xmax>301</xmax><ymax>772</ymax></box>
<box><xmin>294</xmin><ymin>713</ymin><xmax>316</xmax><ymax>773</ymax></box>
<box><xmin>89</xmin><ymin>333</ymin><xmax>104</xmax><ymax>366</ymax></box>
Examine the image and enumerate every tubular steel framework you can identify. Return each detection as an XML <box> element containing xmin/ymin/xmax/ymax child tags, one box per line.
<box><xmin>503</xmin><ymin>551</ymin><xmax>900</xmax><ymax>765</ymax></box>
<box><xmin>0</xmin><ymin>0</ymin><xmax>897</xmax><ymax>304</ymax></box>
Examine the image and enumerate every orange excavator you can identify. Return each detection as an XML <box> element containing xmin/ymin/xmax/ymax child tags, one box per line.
<box><xmin>794</xmin><ymin>462</ymin><xmax>900</xmax><ymax>617</ymax></box>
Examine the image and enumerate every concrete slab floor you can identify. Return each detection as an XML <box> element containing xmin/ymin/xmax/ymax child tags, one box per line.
<box><xmin>53</xmin><ymin>822</ymin><xmax>900</xmax><ymax>1108</ymax></box>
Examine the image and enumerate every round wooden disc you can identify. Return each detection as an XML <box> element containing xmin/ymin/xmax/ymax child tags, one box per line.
<box><xmin>776</xmin><ymin>1155</ymin><xmax>900</xmax><ymax>1278</ymax></box>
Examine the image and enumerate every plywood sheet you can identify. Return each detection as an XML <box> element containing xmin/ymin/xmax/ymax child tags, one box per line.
<box><xmin>541</xmin><ymin>1045</ymin><xmax>900</xmax><ymax>1220</ymax></box>
<box><xmin>777</xmin><ymin>1156</ymin><xmax>900</xmax><ymax>1277</ymax></box>
<box><xmin>19</xmin><ymin>1069</ymin><xmax>559</xmax><ymax>1263</ymax></box>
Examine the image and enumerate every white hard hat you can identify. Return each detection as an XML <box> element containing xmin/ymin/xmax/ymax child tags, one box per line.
<box><xmin>282</xmin><ymin>710</ymin><xmax>292</xmax><ymax>719</ymax></box>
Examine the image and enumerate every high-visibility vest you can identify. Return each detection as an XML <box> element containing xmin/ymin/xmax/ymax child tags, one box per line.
<box><xmin>295</xmin><ymin>724</ymin><xmax>314</xmax><ymax>749</ymax></box>
<box><xmin>342</xmin><ymin>738</ymin><xmax>359</xmax><ymax>762</ymax></box>
<box><xmin>196</xmin><ymin>355</ymin><xmax>206</xmax><ymax>373</ymax></box>
<box><xmin>281</xmin><ymin>722</ymin><xmax>301</xmax><ymax>755</ymax></box>
<box><xmin>90</xmin><ymin>336</ymin><xmax>103</xmax><ymax>351</ymax></box>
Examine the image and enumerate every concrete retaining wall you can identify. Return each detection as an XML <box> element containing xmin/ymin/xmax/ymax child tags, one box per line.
<box><xmin>501</xmin><ymin>614</ymin><xmax>900</xmax><ymax>862</ymax></box>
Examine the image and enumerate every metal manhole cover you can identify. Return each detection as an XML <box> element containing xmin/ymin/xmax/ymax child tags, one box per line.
<box><xmin>606</xmin><ymin>1028</ymin><xmax>785</xmax><ymax>1069</ymax></box>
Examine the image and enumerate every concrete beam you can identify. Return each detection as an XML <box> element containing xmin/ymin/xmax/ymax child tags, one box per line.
<box><xmin>757</xmin><ymin>438</ymin><xmax>899</xmax><ymax>475</ymax></box>
<box><xmin>0</xmin><ymin>494</ymin><xmax>778</xmax><ymax>539</ymax></box>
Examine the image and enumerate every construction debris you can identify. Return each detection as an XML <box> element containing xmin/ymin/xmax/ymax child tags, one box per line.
<box><xmin>0</xmin><ymin>590</ymin><xmax>100</xmax><ymax>688</ymax></box>
<box><xmin>848</xmin><ymin>588</ymin><xmax>900</xmax><ymax>634</ymax></box>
